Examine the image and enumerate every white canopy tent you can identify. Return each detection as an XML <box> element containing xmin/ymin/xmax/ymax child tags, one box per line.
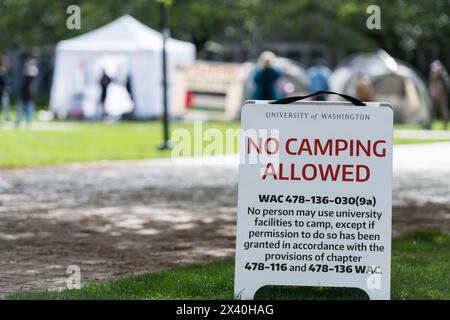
<box><xmin>50</xmin><ymin>15</ymin><xmax>196</xmax><ymax>119</ymax></box>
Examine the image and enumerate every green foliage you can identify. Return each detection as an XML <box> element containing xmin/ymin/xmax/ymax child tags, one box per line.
<box><xmin>156</xmin><ymin>0</ymin><xmax>173</xmax><ymax>6</ymax></box>
<box><xmin>0</xmin><ymin>0</ymin><xmax>160</xmax><ymax>52</ymax></box>
<box><xmin>0</xmin><ymin>0</ymin><xmax>448</xmax><ymax>61</ymax></box>
<box><xmin>5</xmin><ymin>230</ymin><xmax>450</xmax><ymax>300</ymax></box>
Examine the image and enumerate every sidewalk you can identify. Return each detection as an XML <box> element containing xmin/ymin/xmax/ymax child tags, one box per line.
<box><xmin>0</xmin><ymin>142</ymin><xmax>449</xmax><ymax>295</ymax></box>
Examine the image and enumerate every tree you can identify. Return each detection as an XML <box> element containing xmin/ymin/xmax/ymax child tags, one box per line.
<box><xmin>0</xmin><ymin>0</ymin><xmax>448</xmax><ymax>69</ymax></box>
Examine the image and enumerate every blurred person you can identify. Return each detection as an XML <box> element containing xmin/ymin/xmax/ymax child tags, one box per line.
<box><xmin>121</xmin><ymin>70</ymin><xmax>136</xmax><ymax>120</ymax></box>
<box><xmin>125</xmin><ymin>59</ymin><xmax>134</xmax><ymax>103</ymax></box>
<box><xmin>307</xmin><ymin>57</ymin><xmax>331</xmax><ymax>101</ymax></box>
<box><xmin>428</xmin><ymin>60</ymin><xmax>450</xmax><ymax>130</ymax></box>
<box><xmin>99</xmin><ymin>70</ymin><xmax>112</xmax><ymax>119</ymax></box>
<box><xmin>355</xmin><ymin>74</ymin><xmax>376</xmax><ymax>102</ymax></box>
<box><xmin>126</xmin><ymin>72</ymin><xmax>134</xmax><ymax>103</ymax></box>
<box><xmin>252</xmin><ymin>51</ymin><xmax>283</xmax><ymax>100</ymax></box>
<box><xmin>0</xmin><ymin>54</ymin><xmax>10</xmax><ymax>122</ymax></box>
<box><xmin>67</xmin><ymin>59</ymin><xmax>86</xmax><ymax>119</ymax></box>
<box><xmin>16</xmin><ymin>57</ymin><xmax>39</xmax><ymax>128</ymax></box>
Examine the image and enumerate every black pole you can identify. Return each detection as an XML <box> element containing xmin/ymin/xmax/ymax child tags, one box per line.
<box><xmin>158</xmin><ymin>2</ymin><xmax>171</xmax><ymax>150</ymax></box>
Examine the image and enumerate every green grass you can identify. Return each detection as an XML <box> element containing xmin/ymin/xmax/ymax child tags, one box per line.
<box><xmin>0</xmin><ymin>119</ymin><xmax>448</xmax><ymax>168</ymax></box>
<box><xmin>0</xmin><ymin>121</ymin><xmax>240</xmax><ymax>168</ymax></box>
<box><xmin>392</xmin><ymin>139</ymin><xmax>450</xmax><ymax>144</ymax></box>
<box><xmin>6</xmin><ymin>230</ymin><xmax>450</xmax><ymax>300</ymax></box>
<box><xmin>394</xmin><ymin>120</ymin><xmax>447</xmax><ymax>130</ymax></box>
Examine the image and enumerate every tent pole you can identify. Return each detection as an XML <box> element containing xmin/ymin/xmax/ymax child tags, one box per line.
<box><xmin>158</xmin><ymin>2</ymin><xmax>172</xmax><ymax>150</ymax></box>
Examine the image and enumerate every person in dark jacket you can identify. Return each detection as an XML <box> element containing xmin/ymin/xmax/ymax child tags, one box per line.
<box><xmin>429</xmin><ymin>60</ymin><xmax>450</xmax><ymax>130</ymax></box>
<box><xmin>0</xmin><ymin>54</ymin><xmax>10</xmax><ymax>122</ymax></box>
<box><xmin>252</xmin><ymin>51</ymin><xmax>283</xmax><ymax>101</ymax></box>
<box><xmin>307</xmin><ymin>58</ymin><xmax>331</xmax><ymax>101</ymax></box>
<box><xmin>99</xmin><ymin>70</ymin><xmax>112</xmax><ymax>119</ymax></box>
<box><xmin>16</xmin><ymin>58</ymin><xmax>39</xmax><ymax>128</ymax></box>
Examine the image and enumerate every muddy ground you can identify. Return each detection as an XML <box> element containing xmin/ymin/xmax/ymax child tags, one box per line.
<box><xmin>0</xmin><ymin>143</ymin><xmax>449</xmax><ymax>296</ymax></box>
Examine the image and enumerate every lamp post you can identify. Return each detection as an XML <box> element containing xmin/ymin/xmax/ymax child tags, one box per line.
<box><xmin>158</xmin><ymin>1</ymin><xmax>172</xmax><ymax>150</ymax></box>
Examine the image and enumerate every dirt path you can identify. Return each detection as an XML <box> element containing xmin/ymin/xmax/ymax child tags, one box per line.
<box><xmin>0</xmin><ymin>143</ymin><xmax>449</xmax><ymax>295</ymax></box>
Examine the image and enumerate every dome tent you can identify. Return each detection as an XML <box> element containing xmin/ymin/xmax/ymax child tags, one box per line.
<box><xmin>50</xmin><ymin>15</ymin><xmax>195</xmax><ymax>119</ymax></box>
<box><xmin>329</xmin><ymin>49</ymin><xmax>432</xmax><ymax>126</ymax></box>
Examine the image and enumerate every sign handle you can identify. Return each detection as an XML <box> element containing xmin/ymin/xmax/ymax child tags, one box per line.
<box><xmin>271</xmin><ymin>91</ymin><xmax>366</xmax><ymax>106</ymax></box>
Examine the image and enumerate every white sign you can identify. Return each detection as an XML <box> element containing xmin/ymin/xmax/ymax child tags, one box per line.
<box><xmin>234</xmin><ymin>101</ymin><xmax>393</xmax><ymax>300</ymax></box>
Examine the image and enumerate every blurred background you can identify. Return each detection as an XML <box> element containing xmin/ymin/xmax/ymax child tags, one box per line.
<box><xmin>0</xmin><ymin>0</ymin><xmax>449</xmax><ymax>126</ymax></box>
<box><xmin>0</xmin><ymin>0</ymin><xmax>450</xmax><ymax>299</ymax></box>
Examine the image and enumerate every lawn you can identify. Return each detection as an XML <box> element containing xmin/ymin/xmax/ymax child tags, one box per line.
<box><xmin>0</xmin><ymin>121</ymin><xmax>240</xmax><ymax>168</ymax></box>
<box><xmin>394</xmin><ymin>120</ymin><xmax>447</xmax><ymax>130</ymax></box>
<box><xmin>6</xmin><ymin>230</ymin><xmax>450</xmax><ymax>300</ymax></box>
<box><xmin>0</xmin><ymin>120</ymin><xmax>448</xmax><ymax>168</ymax></box>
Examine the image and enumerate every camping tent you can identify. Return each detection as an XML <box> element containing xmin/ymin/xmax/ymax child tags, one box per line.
<box><xmin>50</xmin><ymin>15</ymin><xmax>196</xmax><ymax>119</ymax></box>
<box><xmin>329</xmin><ymin>50</ymin><xmax>432</xmax><ymax>126</ymax></box>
